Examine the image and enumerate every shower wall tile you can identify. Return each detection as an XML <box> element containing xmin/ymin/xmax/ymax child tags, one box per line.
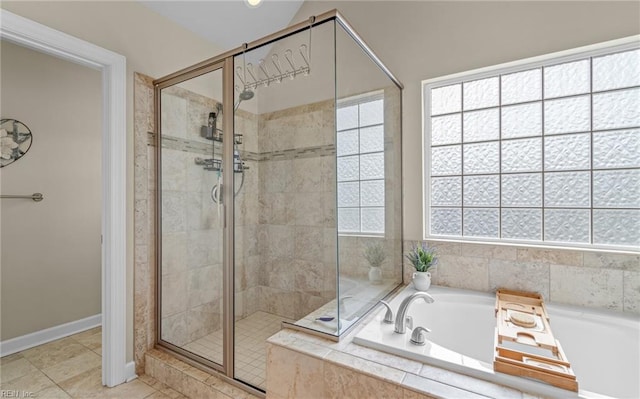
<box><xmin>265</xmin><ymin>225</ymin><xmax>295</xmax><ymax>261</ymax></box>
<box><xmin>160</xmin><ymin>93</ymin><xmax>187</xmax><ymax>139</ymax></box>
<box><xmin>338</xmin><ymin>236</ymin><xmax>397</xmax><ymax>279</ymax></box>
<box><xmin>253</xmin><ymin>99</ymin><xmax>343</xmax><ymax>323</ymax></box>
<box><xmin>134</xmin><ymin>73</ymin><xmax>156</xmax><ymax>374</ymax></box>
<box><xmin>460</xmin><ymin>243</ymin><xmax>516</xmax><ymax>260</ymax></box>
<box><xmin>186</xmin><ymin>230</ymin><xmax>218</xmax><ymax>268</ymax></box>
<box><xmin>187</xmin><ymin>266</ymin><xmax>221</xmax><ymax>308</ymax></box>
<box><xmin>322</xmin><ymin>159</ymin><xmax>337</xmax><ymax>194</ymax></box>
<box><xmin>261</xmin><ymin>120</ymin><xmax>293</xmax><ymax>153</ymax></box>
<box><xmin>258</xmin><ymin>192</ymin><xmax>294</xmax><ymax>225</ymax></box>
<box><xmin>434</xmin><ymin>255</ymin><xmax>489</xmax><ymax>292</ymax></box>
<box><xmin>623</xmin><ymin>271</ymin><xmax>640</xmax><ymax>313</ymax></box>
<box><xmin>419</xmin><ymin>239</ymin><xmax>639</xmax><ymax>314</ymax></box>
<box><xmin>134</xmin><ymin>153</ymin><xmax>149</xmax><ymax>199</ymax></box>
<box><xmin>324</xmin><ymin>363</ymin><xmax>404</xmax><ymax>399</ymax></box>
<box><xmin>260</xmin><ymin>287</ymin><xmax>298</xmax><ymax>319</ymax></box>
<box><xmin>161</xmin><ymin>272</ymin><xmax>188</xmax><ymax>317</ymax></box>
<box><xmin>236</xmin><ymin>287</ymin><xmax>263</xmax><ymax>319</ymax></box>
<box><xmin>185</xmin><ymin>191</ymin><xmax>220</xmax><ymax>231</ymax></box>
<box><xmin>135</xmin><ymin>74</ymin><xmax>155</xmax><ymax>135</ymax></box>
<box><xmin>294</xmin><ymin>193</ymin><xmax>326</xmax><ymax>226</ymax></box>
<box><xmin>489</xmin><ymin>259</ymin><xmax>550</xmax><ymax>300</ymax></box>
<box><xmin>322</xmin><ymin>191</ymin><xmax>337</xmax><ymax>228</ymax></box>
<box><xmin>267</xmin><ymin>261</ymin><xmax>295</xmax><ymax>291</ymax></box>
<box><xmin>294</xmin><ymin>226</ymin><xmax>325</xmax><ymax>262</ymax></box>
<box><xmin>186</xmin><ymin>159</ymin><xmax>205</xmax><ymax>193</ymax></box>
<box><xmin>236</xmin><ymin>197</ymin><xmax>258</xmax><ymax>229</ymax></box>
<box><xmin>187</xmin><ymin>300</ymin><xmax>222</xmax><ymax>342</ymax></box>
<box><xmin>161</xmin><ymin>232</ymin><xmax>187</xmax><ymax>276</ymax></box>
<box><xmin>550</xmin><ymin>264</ymin><xmax>623</xmax><ymax>311</ymax></box>
<box><xmin>235</xmin><ymin>290</ymin><xmax>247</xmax><ymax>319</ymax></box>
<box><xmin>583</xmin><ymin>252</ymin><xmax>640</xmax><ymax>272</ymax></box>
<box><xmin>235</xmin><ymin>226</ymin><xmax>261</xmax><ymax>257</ymax></box>
<box><xmin>251</xmin><ymin>256</ymin><xmax>267</xmax><ymax>288</ymax></box>
<box><xmin>266</xmin><ymin>344</ymin><xmax>326</xmax><ymax>399</ymax></box>
<box><xmin>428</xmin><ymin>241</ymin><xmax>461</xmax><ymax>256</ymax></box>
<box><xmin>293</xmin><ymin>157</ymin><xmax>323</xmax><ymax>192</ymax></box>
<box><xmin>160</xmin><ymin>313</ymin><xmax>188</xmax><ymax>347</ymax></box>
<box><xmin>294</xmin><ymin>111</ymin><xmax>333</xmax><ymax>149</ymax></box>
<box><xmin>294</xmin><ymin>260</ymin><xmax>325</xmax><ymax>296</ymax></box>
<box><xmin>134</xmin><ymin>199</ymin><xmax>149</xmax><ymax>244</ymax></box>
<box><xmin>185</xmin><ymin>192</ymin><xmax>205</xmax><ymax>231</ymax></box>
<box><xmin>260</xmin><ymin>160</ymin><xmax>293</xmax><ymax>194</ymax></box>
<box><xmin>337</xmin><ymin>236</ymin><xmax>362</xmax><ymax>279</ymax></box>
<box><xmin>245</xmin><ymin>286</ymin><xmax>262</xmax><ymax>316</ymax></box>
<box><xmin>323</xmin><ymin>228</ymin><xmax>338</xmax><ymax>265</ymax></box>
<box><xmin>161</xmin><ymin>191</ymin><xmax>187</xmax><ymax>233</ymax></box>
<box><xmin>161</xmin><ymin>149</ymin><xmax>187</xmax><ymax>191</ymax></box>
<box><xmin>242</xmin><ymin>258</ymin><xmax>263</xmax><ymax>291</ymax></box>
<box><xmin>516</xmin><ymin>248</ymin><xmax>583</xmax><ymax>267</ymax></box>
<box><xmin>146</xmin><ymin>146</ymin><xmax>156</xmax><ymax>193</ymax></box>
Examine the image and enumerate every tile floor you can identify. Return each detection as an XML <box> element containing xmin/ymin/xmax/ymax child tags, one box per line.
<box><xmin>1</xmin><ymin>328</ymin><xmax>193</xmax><ymax>398</ymax></box>
<box><xmin>183</xmin><ymin>311</ymin><xmax>292</xmax><ymax>389</ymax></box>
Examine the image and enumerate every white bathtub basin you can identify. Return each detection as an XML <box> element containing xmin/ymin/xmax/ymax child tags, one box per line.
<box><xmin>354</xmin><ymin>286</ymin><xmax>640</xmax><ymax>399</ymax></box>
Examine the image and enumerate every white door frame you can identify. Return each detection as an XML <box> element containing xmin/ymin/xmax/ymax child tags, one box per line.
<box><xmin>0</xmin><ymin>10</ymin><xmax>129</xmax><ymax>386</ymax></box>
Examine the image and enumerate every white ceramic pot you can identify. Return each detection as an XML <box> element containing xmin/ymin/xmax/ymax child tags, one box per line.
<box><xmin>368</xmin><ymin>266</ymin><xmax>383</xmax><ymax>284</ymax></box>
<box><xmin>412</xmin><ymin>271</ymin><xmax>431</xmax><ymax>291</ymax></box>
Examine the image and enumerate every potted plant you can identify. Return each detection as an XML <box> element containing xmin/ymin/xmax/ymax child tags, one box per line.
<box><xmin>363</xmin><ymin>242</ymin><xmax>386</xmax><ymax>284</ymax></box>
<box><xmin>406</xmin><ymin>243</ymin><xmax>437</xmax><ymax>291</ymax></box>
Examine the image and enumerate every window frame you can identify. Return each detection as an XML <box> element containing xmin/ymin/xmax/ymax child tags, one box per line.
<box><xmin>422</xmin><ymin>35</ymin><xmax>640</xmax><ymax>252</ymax></box>
<box><xmin>337</xmin><ymin>90</ymin><xmax>386</xmax><ymax>237</ymax></box>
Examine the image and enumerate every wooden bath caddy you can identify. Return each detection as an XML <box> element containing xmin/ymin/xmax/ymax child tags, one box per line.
<box><xmin>493</xmin><ymin>289</ymin><xmax>578</xmax><ymax>392</ymax></box>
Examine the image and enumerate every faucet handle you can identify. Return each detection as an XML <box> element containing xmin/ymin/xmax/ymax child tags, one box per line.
<box><xmin>410</xmin><ymin>326</ymin><xmax>431</xmax><ymax>346</ymax></box>
<box><xmin>378</xmin><ymin>300</ymin><xmax>394</xmax><ymax>324</ymax></box>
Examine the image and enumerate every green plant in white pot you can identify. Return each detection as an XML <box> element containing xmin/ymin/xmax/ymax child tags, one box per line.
<box><xmin>406</xmin><ymin>243</ymin><xmax>437</xmax><ymax>291</ymax></box>
<box><xmin>363</xmin><ymin>242</ymin><xmax>386</xmax><ymax>284</ymax></box>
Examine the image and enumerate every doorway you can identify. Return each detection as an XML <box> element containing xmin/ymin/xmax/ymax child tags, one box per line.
<box><xmin>0</xmin><ymin>10</ymin><xmax>128</xmax><ymax>386</ymax></box>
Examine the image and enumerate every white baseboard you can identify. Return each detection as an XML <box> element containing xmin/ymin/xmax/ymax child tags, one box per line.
<box><xmin>124</xmin><ymin>361</ymin><xmax>137</xmax><ymax>382</ymax></box>
<box><xmin>0</xmin><ymin>314</ymin><xmax>101</xmax><ymax>357</ymax></box>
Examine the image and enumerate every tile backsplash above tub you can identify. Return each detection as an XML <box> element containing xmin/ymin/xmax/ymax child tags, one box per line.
<box><xmin>403</xmin><ymin>240</ymin><xmax>639</xmax><ymax>314</ymax></box>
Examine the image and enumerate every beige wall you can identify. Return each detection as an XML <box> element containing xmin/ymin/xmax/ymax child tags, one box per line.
<box><xmin>0</xmin><ymin>1</ymin><xmax>223</xmax><ymax>361</ymax></box>
<box><xmin>0</xmin><ymin>41</ymin><xmax>102</xmax><ymax>339</ymax></box>
<box><xmin>292</xmin><ymin>0</ymin><xmax>640</xmax><ymax>240</ymax></box>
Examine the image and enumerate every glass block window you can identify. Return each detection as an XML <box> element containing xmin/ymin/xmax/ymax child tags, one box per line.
<box><xmin>424</xmin><ymin>44</ymin><xmax>640</xmax><ymax>249</ymax></box>
<box><xmin>337</xmin><ymin>93</ymin><xmax>385</xmax><ymax>234</ymax></box>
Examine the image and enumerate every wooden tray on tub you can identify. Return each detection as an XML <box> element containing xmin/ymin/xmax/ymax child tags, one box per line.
<box><xmin>493</xmin><ymin>289</ymin><xmax>578</xmax><ymax>392</ymax></box>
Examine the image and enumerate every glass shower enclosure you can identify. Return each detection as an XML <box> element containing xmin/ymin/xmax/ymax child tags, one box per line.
<box><xmin>154</xmin><ymin>10</ymin><xmax>403</xmax><ymax>393</ymax></box>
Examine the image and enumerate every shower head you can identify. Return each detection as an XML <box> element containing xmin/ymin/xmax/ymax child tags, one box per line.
<box><xmin>239</xmin><ymin>88</ymin><xmax>254</xmax><ymax>101</ymax></box>
<box><xmin>234</xmin><ymin>88</ymin><xmax>255</xmax><ymax>111</ymax></box>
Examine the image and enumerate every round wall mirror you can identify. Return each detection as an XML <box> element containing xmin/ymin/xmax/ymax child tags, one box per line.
<box><xmin>1</xmin><ymin>119</ymin><xmax>33</xmax><ymax>168</ymax></box>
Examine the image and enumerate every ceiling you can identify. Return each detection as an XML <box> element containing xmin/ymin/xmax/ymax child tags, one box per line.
<box><xmin>140</xmin><ymin>0</ymin><xmax>305</xmax><ymax>52</ymax></box>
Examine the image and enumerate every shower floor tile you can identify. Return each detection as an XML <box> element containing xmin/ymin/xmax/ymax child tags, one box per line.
<box><xmin>183</xmin><ymin>311</ymin><xmax>293</xmax><ymax>389</ymax></box>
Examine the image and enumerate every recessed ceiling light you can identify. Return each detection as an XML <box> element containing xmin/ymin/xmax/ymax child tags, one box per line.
<box><xmin>245</xmin><ymin>0</ymin><xmax>263</xmax><ymax>8</ymax></box>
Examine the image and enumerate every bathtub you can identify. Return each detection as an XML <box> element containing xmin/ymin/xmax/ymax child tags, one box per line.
<box><xmin>353</xmin><ymin>286</ymin><xmax>640</xmax><ymax>399</ymax></box>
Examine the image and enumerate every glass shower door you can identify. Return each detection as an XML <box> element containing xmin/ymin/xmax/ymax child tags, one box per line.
<box><xmin>158</xmin><ymin>66</ymin><xmax>226</xmax><ymax>368</ymax></box>
<box><xmin>232</xmin><ymin>21</ymin><xmax>338</xmax><ymax>390</ymax></box>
